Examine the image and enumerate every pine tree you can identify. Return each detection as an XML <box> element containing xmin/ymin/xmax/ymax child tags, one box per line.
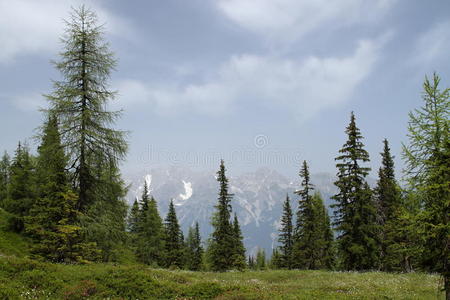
<box><xmin>24</xmin><ymin>116</ymin><xmax>97</xmax><ymax>262</ymax></box>
<box><xmin>278</xmin><ymin>195</ymin><xmax>293</xmax><ymax>269</ymax></box>
<box><xmin>402</xmin><ymin>73</ymin><xmax>449</xmax><ymax>298</ymax></box>
<box><xmin>292</xmin><ymin>160</ymin><xmax>317</xmax><ymax>269</ymax></box>
<box><xmin>209</xmin><ymin>160</ymin><xmax>235</xmax><ymax>271</ymax></box>
<box><xmin>45</xmin><ymin>6</ymin><xmax>127</xmax><ymax>212</ymax></box>
<box><xmin>231</xmin><ymin>213</ymin><xmax>246</xmax><ymax>270</ymax></box>
<box><xmin>164</xmin><ymin>200</ymin><xmax>184</xmax><ymax>268</ymax></box>
<box><xmin>375</xmin><ymin>139</ymin><xmax>403</xmax><ymax>271</ymax></box>
<box><xmin>0</xmin><ymin>152</ymin><xmax>10</xmax><ymax>208</ymax></box>
<box><xmin>4</xmin><ymin>143</ymin><xmax>36</xmax><ymax>232</ymax></box>
<box><xmin>331</xmin><ymin>112</ymin><xmax>379</xmax><ymax>270</ymax></box>
<box><xmin>186</xmin><ymin>222</ymin><xmax>204</xmax><ymax>271</ymax></box>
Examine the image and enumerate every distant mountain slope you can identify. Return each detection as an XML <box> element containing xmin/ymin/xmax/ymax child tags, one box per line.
<box><xmin>125</xmin><ymin>166</ymin><xmax>373</xmax><ymax>255</ymax></box>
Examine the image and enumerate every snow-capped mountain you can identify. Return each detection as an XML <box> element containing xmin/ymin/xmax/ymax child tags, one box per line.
<box><xmin>125</xmin><ymin>166</ymin><xmax>341</xmax><ymax>256</ymax></box>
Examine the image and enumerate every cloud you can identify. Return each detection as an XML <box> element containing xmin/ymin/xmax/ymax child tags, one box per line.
<box><xmin>412</xmin><ymin>21</ymin><xmax>450</xmax><ymax>64</ymax></box>
<box><xmin>0</xmin><ymin>0</ymin><xmax>132</xmax><ymax>63</ymax></box>
<box><xmin>116</xmin><ymin>35</ymin><xmax>387</xmax><ymax>120</ymax></box>
<box><xmin>216</xmin><ymin>0</ymin><xmax>394</xmax><ymax>44</ymax></box>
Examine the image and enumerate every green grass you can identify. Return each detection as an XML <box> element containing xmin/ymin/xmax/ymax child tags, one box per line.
<box><xmin>0</xmin><ymin>208</ymin><xmax>444</xmax><ymax>299</ymax></box>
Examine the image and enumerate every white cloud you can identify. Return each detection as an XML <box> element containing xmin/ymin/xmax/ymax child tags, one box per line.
<box><xmin>116</xmin><ymin>36</ymin><xmax>387</xmax><ymax>120</ymax></box>
<box><xmin>216</xmin><ymin>0</ymin><xmax>394</xmax><ymax>43</ymax></box>
<box><xmin>413</xmin><ymin>21</ymin><xmax>450</xmax><ymax>64</ymax></box>
<box><xmin>0</xmin><ymin>0</ymin><xmax>131</xmax><ymax>63</ymax></box>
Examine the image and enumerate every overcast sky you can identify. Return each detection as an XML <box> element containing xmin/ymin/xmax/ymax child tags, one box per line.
<box><xmin>0</xmin><ymin>0</ymin><xmax>449</xmax><ymax>179</ymax></box>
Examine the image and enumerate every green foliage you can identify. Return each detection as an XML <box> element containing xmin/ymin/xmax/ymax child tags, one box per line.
<box><xmin>185</xmin><ymin>222</ymin><xmax>204</xmax><ymax>271</ymax></box>
<box><xmin>231</xmin><ymin>213</ymin><xmax>246</xmax><ymax>270</ymax></box>
<box><xmin>278</xmin><ymin>194</ymin><xmax>293</xmax><ymax>269</ymax></box>
<box><xmin>3</xmin><ymin>143</ymin><xmax>36</xmax><ymax>232</ymax></box>
<box><xmin>209</xmin><ymin>160</ymin><xmax>237</xmax><ymax>272</ymax></box>
<box><xmin>127</xmin><ymin>199</ymin><xmax>140</xmax><ymax>234</ymax></box>
<box><xmin>256</xmin><ymin>248</ymin><xmax>266</xmax><ymax>270</ymax></box>
<box><xmin>0</xmin><ymin>152</ymin><xmax>10</xmax><ymax>209</ymax></box>
<box><xmin>332</xmin><ymin>112</ymin><xmax>379</xmax><ymax>271</ymax></box>
<box><xmin>164</xmin><ymin>200</ymin><xmax>184</xmax><ymax>268</ymax></box>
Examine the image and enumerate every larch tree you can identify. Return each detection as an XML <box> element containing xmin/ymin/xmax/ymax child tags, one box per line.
<box><xmin>332</xmin><ymin>112</ymin><xmax>379</xmax><ymax>270</ymax></box>
<box><xmin>402</xmin><ymin>73</ymin><xmax>449</xmax><ymax>298</ymax></box>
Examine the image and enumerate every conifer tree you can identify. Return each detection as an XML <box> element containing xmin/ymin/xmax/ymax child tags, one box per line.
<box><xmin>127</xmin><ymin>199</ymin><xmax>140</xmax><ymax>234</ymax></box>
<box><xmin>164</xmin><ymin>200</ymin><xmax>184</xmax><ymax>268</ymax></box>
<box><xmin>25</xmin><ymin>116</ymin><xmax>97</xmax><ymax>262</ymax></box>
<box><xmin>269</xmin><ymin>248</ymin><xmax>283</xmax><ymax>270</ymax></box>
<box><xmin>209</xmin><ymin>160</ymin><xmax>235</xmax><ymax>271</ymax></box>
<box><xmin>292</xmin><ymin>160</ymin><xmax>316</xmax><ymax>269</ymax></box>
<box><xmin>332</xmin><ymin>112</ymin><xmax>379</xmax><ymax>270</ymax></box>
<box><xmin>4</xmin><ymin>143</ymin><xmax>36</xmax><ymax>232</ymax></box>
<box><xmin>256</xmin><ymin>248</ymin><xmax>266</xmax><ymax>270</ymax></box>
<box><xmin>278</xmin><ymin>195</ymin><xmax>293</xmax><ymax>269</ymax></box>
<box><xmin>135</xmin><ymin>185</ymin><xmax>165</xmax><ymax>266</ymax></box>
<box><xmin>0</xmin><ymin>152</ymin><xmax>10</xmax><ymax>208</ymax></box>
<box><xmin>312</xmin><ymin>193</ymin><xmax>335</xmax><ymax>269</ymax></box>
<box><xmin>45</xmin><ymin>6</ymin><xmax>127</xmax><ymax>212</ymax></box>
<box><xmin>402</xmin><ymin>73</ymin><xmax>449</xmax><ymax>298</ymax></box>
<box><xmin>375</xmin><ymin>139</ymin><xmax>402</xmax><ymax>271</ymax></box>
<box><xmin>231</xmin><ymin>213</ymin><xmax>246</xmax><ymax>270</ymax></box>
<box><xmin>248</xmin><ymin>255</ymin><xmax>256</xmax><ymax>270</ymax></box>
<box><xmin>186</xmin><ymin>222</ymin><xmax>204</xmax><ymax>271</ymax></box>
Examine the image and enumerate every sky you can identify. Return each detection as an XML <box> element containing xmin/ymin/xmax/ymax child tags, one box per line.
<box><xmin>0</xmin><ymin>0</ymin><xmax>449</xmax><ymax>179</ymax></box>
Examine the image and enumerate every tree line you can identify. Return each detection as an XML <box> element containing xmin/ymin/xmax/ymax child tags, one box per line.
<box><xmin>0</xmin><ymin>5</ymin><xmax>448</xmax><ymax>298</ymax></box>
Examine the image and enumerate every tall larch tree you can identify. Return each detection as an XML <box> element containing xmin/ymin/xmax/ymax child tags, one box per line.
<box><xmin>402</xmin><ymin>73</ymin><xmax>449</xmax><ymax>298</ymax></box>
<box><xmin>278</xmin><ymin>194</ymin><xmax>293</xmax><ymax>269</ymax></box>
<box><xmin>45</xmin><ymin>6</ymin><xmax>127</xmax><ymax>212</ymax></box>
<box><xmin>164</xmin><ymin>200</ymin><xmax>184</xmax><ymax>268</ymax></box>
<box><xmin>209</xmin><ymin>160</ymin><xmax>235</xmax><ymax>271</ymax></box>
<box><xmin>332</xmin><ymin>112</ymin><xmax>379</xmax><ymax>270</ymax></box>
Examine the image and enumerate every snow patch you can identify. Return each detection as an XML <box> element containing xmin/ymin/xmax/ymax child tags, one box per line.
<box><xmin>179</xmin><ymin>180</ymin><xmax>193</xmax><ymax>201</ymax></box>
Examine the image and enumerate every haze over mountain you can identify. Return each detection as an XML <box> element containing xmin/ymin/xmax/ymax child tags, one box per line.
<box><xmin>126</xmin><ymin>166</ymin><xmax>375</xmax><ymax>255</ymax></box>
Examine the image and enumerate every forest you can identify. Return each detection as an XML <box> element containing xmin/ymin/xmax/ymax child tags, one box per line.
<box><xmin>0</xmin><ymin>6</ymin><xmax>448</xmax><ymax>300</ymax></box>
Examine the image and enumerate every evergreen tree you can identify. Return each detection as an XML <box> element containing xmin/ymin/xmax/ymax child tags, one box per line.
<box><xmin>256</xmin><ymin>248</ymin><xmax>266</xmax><ymax>270</ymax></box>
<box><xmin>331</xmin><ymin>112</ymin><xmax>379</xmax><ymax>270</ymax></box>
<box><xmin>375</xmin><ymin>139</ymin><xmax>403</xmax><ymax>271</ymax></box>
<box><xmin>278</xmin><ymin>195</ymin><xmax>293</xmax><ymax>269</ymax></box>
<box><xmin>269</xmin><ymin>248</ymin><xmax>283</xmax><ymax>270</ymax></box>
<box><xmin>312</xmin><ymin>193</ymin><xmax>335</xmax><ymax>269</ymax></box>
<box><xmin>45</xmin><ymin>6</ymin><xmax>127</xmax><ymax>212</ymax></box>
<box><xmin>0</xmin><ymin>152</ymin><xmax>10</xmax><ymax>208</ymax></box>
<box><xmin>25</xmin><ymin>116</ymin><xmax>97</xmax><ymax>262</ymax></box>
<box><xmin>209</xmin><ymin>160</ymin><xmax>235</xmax><ymax>271</ymax></box>
<box><xmin>186</xmin><ymin>222</ymin><xmax>204</xmax><ymax>271</ymax></box>
<box><xmin>136</xmin><ymin>188</ymin><xmax>165</xmax><ymax>266</ymax></box>
<box><xmin>164</xmin><ymin>200</ymin><xmax>184</xmax><ymax>268</ymax></box>
<box><xmin>4</xmin><ymin>142</ymin><xmax>36</xmax><ymax>232</ymax></box>
<box><xmin>127</xmin><ymin>199</ymin><xmax>140</xmax><ymax>234</ymax></box>
<box><xmin>402</xmin><ymin>73</ymin><xmax>449</xmax><ymax>298</ymax></box>
<box><xmin>231</xmin><ymin>213</ymin><xmax>246</xmax><ymax>270</ymax></box>
<box><xmin>292</xmin><ymin>160</ymin><xmax>316</xmax><ymax>269</ymax></box>
<box><xmin>248</xmin><ymin>255</ymin><xmax>256</xmax><ymax>270</ymax></box>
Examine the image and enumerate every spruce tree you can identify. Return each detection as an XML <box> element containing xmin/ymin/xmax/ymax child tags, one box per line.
<box><xmin>256</xmin><ymin>248</ymin><xmax>266</xmax><ymax>270</ymax></box>
<box><xmin>402</xmin><ymin>73</ymin><xmax>449</xmax><ymax>298</ymax></box>
<box><xmin>375</xmin><ymin>139</ymin><xmax>402</xmax><ymax>271</ymax></box>
<box><xmin>292</xmin><ymin>160</ymin><xmax>316</xmax><ymax>269</ymax></box>
<box><xmin>4</xmin><ymin>143</ymin><xmax>36</xmax><ymax>232</ymax></box>
<box><xmin>312</xmin><ymin>192</ymin><xmax>335</xmax><ymax>269</ymax></box>
<box><xmin>25</xmin><ymin>116</ymin><xmax>97</xmax><ymax>262</ymax></box>
<box><xmin>331</xmin><ymin>112</ymin><xmax>379</xmax><ymax>270</ymax></box>
<box><xmin>231</xmin><ymin>213</ymin><xmax>246</xmax><ymax>270</ymax></box>
<box><xmin>127</xmin><ymin>199</ymin><xmax>140</xmax><ymax>234</ymax></box>
<box><xmin>45</xmin><ymin>6</ymin><xmax>127</xmax><ymax>212</ymax></box>
<box><xmin>278</xmin><ymin>194</ymin><xmax>293</xmax><ymax>269</ymax></box>
<box><xmin>136</xmin><ymin>187</ymin><xmax>165</xmax><ymax>266</ymax></box>
<box><xmin>0</xmin><ymin>152</ymin><xmax>10</xmax><ymax>208</ymax></box>
<box><xmin>186</xmin><ymin>222</ymin><xmax>204</xmax><ymax>271</ymax></box>
<box><xmin>209</xmin><ymin>160</ymin><xmax>235</xmax><ymax>271</ymax></box>
<box><xmin>164</xmin><ymin>200</ymin><xmax>184</xmax><ymax>268</ymax></box>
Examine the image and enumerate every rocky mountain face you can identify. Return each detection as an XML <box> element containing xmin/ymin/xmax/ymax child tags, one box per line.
<box><xmin>125</xmin><ymin>166</ymin><xmax>341</xmax><ymax>256</ymax></box>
